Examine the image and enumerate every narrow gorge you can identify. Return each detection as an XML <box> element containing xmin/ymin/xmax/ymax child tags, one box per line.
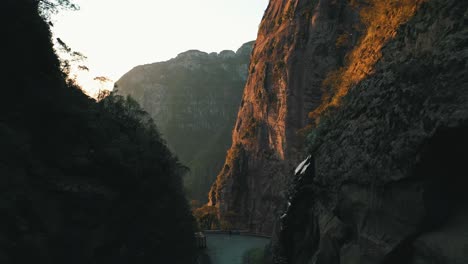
<box><xmin>209</xmin><ymin>0</ymin><xmax>468</xmax><ymax>263</ymax></box>
<box><xmin>115</xmin><ymin>43</ymin><xmax>253</xmax><ymax>202</ymax></box>
<box><xmin>3</xmin><ymin>0</ymin><xmax>467</xmax><ymax>263</ymax></box>
<box><xmin>210</xmin><ymin>0</ymin><xmax>363</xmax><ymax>234</ymax></box>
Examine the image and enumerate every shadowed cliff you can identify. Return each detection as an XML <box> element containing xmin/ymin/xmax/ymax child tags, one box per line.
<box><xmin>115</xmin><ymin>43</ymin><xmax>253</xmax><ymax>202</ymax></box>
<box><xmin>275</xmin><ymin>0</ymin><xmax>468</xmax><ymax>263</ymax></box>
<box><xmin>209</xmin><ymin>0</ymin><xmax>363</xmax><ymax>234</ymax></box>
<box><xmin>210</xmin><ymin>4</ymin><xmax>468</xmax><ymax>264</ymax></box>
<box><xmin>0</xmin><ymin>1</ymin><xmax>196</xmax><ymax>263</ymax></box>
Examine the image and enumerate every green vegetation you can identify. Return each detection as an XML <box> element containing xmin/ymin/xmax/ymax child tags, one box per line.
<box><xmin>116</xmin><ymin>43</ymin><xmax>253</xmax><ymax>203</ymax></box>
<box><xmin>1</xmin><ymin>1</ymin><xmax>196</xmax><ymax>263</ymax></box>
<box><xmin>193</xmin><ymin>205</ymin><xmax>219</xmax><ymax>230</ymax></box>
<box><xmin>242</xmin><ymin>248</ymin><xmax>266</xmax><ymax>264</ymax></box>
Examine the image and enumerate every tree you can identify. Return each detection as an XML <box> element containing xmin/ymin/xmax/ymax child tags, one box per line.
<box><xmin>0</xmin><ymin>1</ymin><xmax>198</xmax><ymax>262</ymax></box>
<box><xmin>38</xmin><ymin>0</ymin><xmax>78</xmax><ymax>18</ymax></box>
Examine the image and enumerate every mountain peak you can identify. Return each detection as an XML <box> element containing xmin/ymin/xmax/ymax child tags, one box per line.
<box><xmin>175</xmin><ymin>50</ymin><xmax>209</xmax><ymax>59</ymax></box>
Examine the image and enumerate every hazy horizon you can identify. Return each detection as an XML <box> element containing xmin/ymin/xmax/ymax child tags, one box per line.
<box><xmin>51</xmin><ymin>0</ymin><xmax>269</xmax><ymax>97</ymax></box>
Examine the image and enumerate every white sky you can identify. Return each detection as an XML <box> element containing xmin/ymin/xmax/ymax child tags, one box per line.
<box><xmin>51</xmin><ymin>0</ymin><xmax>269</xmax><ymax>97</ymax></box>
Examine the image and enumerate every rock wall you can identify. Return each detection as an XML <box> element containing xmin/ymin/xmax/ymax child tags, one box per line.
<box><xmin>209</xmin><ymin>0</ymin><xmax>362</xmax><ymax>234</ymax></box>
<box><xmin>277</xmin><ymin>0</ymin><xmax>468</xmax><ymax>263</ymax></box>
<box><xmin>115</xmin><ymin>43</ymin><xmax>253</xmax><ymax>202</ymax></box>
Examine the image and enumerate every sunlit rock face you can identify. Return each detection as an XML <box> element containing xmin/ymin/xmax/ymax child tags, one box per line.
<box><xmin>209</xmin><ymin>0</ymin><xmax>362</xmax><ymax>234</ymax></box>
<box><xmin>115</xmin><ymin>42</ymin><xmax>253</xmax><ymax>202</ymax></box>
<box><xmin>276</xmin><ymin>0</ymin><xmax>468</xmax><ymax>263</ymax></box>
<box><xmin>210</xmin><ymin>5</ymin><xmax>467</xmax><ymax>263</ymax></box>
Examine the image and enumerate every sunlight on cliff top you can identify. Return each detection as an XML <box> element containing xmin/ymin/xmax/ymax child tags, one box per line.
<box><xmin>310</xmin><ymin>0</ymin><xmax>426</xmax><ymax>121</ymax></box>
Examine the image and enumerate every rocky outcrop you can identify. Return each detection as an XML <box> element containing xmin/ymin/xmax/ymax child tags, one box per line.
<box><xmin>277</xmin><ymin>0</ymin><xmax>468</xmax><ymax>263</ymax></box>
<box><xmin>115</xmin><ymin>42</ymin><xmax>253</xmax><ymax>202</ymax></box>
<box><xmin>209</xmin><ymin>0</ymin><xmax>363</xmax><ymax>234</ymax></box>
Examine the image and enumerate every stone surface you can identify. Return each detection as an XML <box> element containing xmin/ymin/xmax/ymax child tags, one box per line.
<box><xmin>208</xmin><ymin>0</ymin><xmax>363</xmax><ymax>235</ymax></box>
<box><xmin>277</xmin><ymin>0</ymin><xmax>468</xmax><ymax>263</ymax></box>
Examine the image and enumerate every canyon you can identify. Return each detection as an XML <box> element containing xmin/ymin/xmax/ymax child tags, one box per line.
<box><xmin>209</xmin><ymin>0</ymin><xmax>362</xmax><ymax>234</ymax></box>
<box><xmin>209</xmin><ymin>0</ymin><xmax>468</xmax><ymax>263</ymax></box>
<box><xmin>115</xmin><ymin>43</ymin><xmax>253</xmax><ymax>202</ymax></box>
<box><xmin>276</xmin><ymin>0</ymin><xmax>468</xmax><ymax>263</ymax></box>
<box><xmin>2</xmin><ymin>0</ymin><xmax>467</xmax><ymax>263</ymax></box>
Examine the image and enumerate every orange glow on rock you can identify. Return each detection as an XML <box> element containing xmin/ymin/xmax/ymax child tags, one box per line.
<box><xmin>310</xmin><ymin>0</ymin><xmax>426</xmax><ymax>121</ymax></box>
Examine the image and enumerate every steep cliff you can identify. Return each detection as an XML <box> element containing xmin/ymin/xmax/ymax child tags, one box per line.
<box><xmin>0</xmin><ymin>1</ymin><xmax>196</xmax><ymax>263</ymax></box>
<box><xmin>277</xmin><ymin>0</ymin><xmax>468</xmax><ymax>263</ymax></box>
<box><xmin>209</xmin><ymin>0</ymin><xmax>363</xmax><ymax>234</ymax></box>
<box><xmin>115</xmin><ymin>43</ymin><xmax>253</xmax><ymax>202</ymax></box>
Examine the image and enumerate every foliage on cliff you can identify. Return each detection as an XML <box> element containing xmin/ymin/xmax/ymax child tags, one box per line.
<box><xmin>310</xmin><ymin>0</ymin><xmax>426</xmax><ymax>120</ymax></box>
<box><xmin>0</xmin><ymin>0</ymin><xmax>196</xmax><ymax>263</ymax></box>
<box><xmin>193</xmin><ymin>205</ymin><xmax>219</xmax><ymax>230</ymax></box>
<box><xmin>115</xmin><ymin>44</ymin><xmax>253</xmax><ymax>203</ymax></box>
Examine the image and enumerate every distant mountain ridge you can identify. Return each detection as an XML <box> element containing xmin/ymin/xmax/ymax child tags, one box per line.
<box><xmin>115</xmin><ymin>41</ymin><xmax>254</xmax><ymax>202</ymax></box>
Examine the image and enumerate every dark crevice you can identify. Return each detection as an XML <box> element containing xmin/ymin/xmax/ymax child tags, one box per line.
<box><xmin>383</xmin><ymin>125</ymin><xmax>468</xmax><ymax>263</ymax></box>
<box><xmin>418</xmin><ymin>126</ymin><xmax>468</xmax><ymax>231</ymax></box>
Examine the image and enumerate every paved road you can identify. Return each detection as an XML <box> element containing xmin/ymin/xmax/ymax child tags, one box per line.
<box><xmin>203</xmin><ymin>233</ymin><xmax>270</xmax><ymax>264</ymax></box>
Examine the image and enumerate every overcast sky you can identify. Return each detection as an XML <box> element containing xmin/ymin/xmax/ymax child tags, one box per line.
<box><xmin>51</xmin><ymin>0</ymin><xmax>269</xmax><ymax>97</ymax></box>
